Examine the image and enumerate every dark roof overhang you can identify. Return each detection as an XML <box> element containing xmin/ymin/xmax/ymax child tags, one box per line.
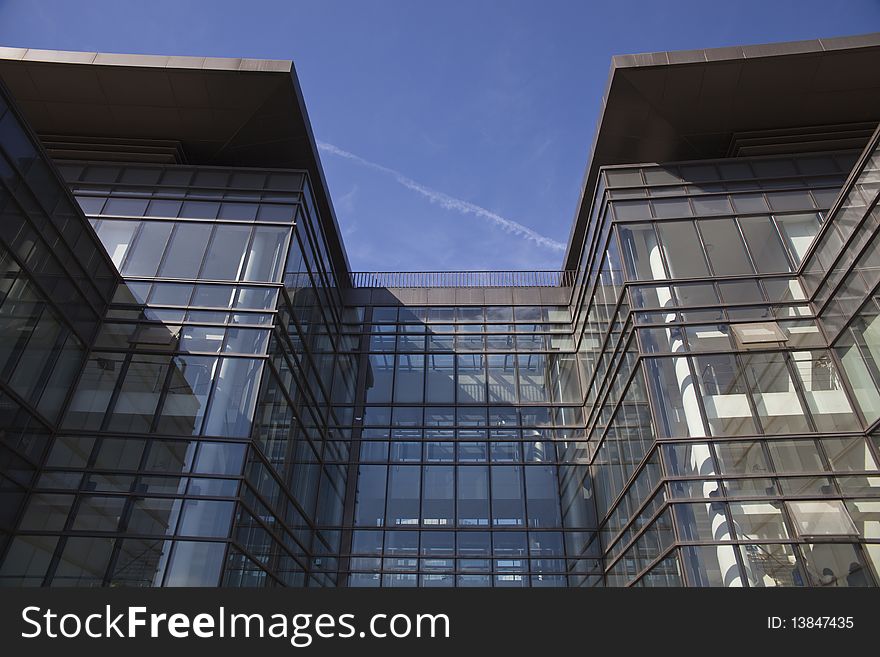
<box><xmin>564</xmin><ymin>32</ymin><xmax>880</xmax><ymax>270</ymax></box>
<box><xmin>0</xmin><ymin>47</ymin><xmax>351</xmax><ymax>276</ymax></box>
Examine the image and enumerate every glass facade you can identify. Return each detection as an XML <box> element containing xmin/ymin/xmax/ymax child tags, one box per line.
<box><xmin>1</xmin><ymin>44</ymin><xmax>879</xmax><ymax>588</ymax></box>
<box><xmin>0</xmin><ymin>89</ymin><xmax>358</xmax><ymax>586</ymax></box>
<box><xmin>53</xmin><ymin>161</ymin><xmax>356</xmax><ymax>587</ymax></box>
<box><xmin>0</xmin><ymin>84</ymin><xmax>119</xmax><ymax>586</ymax></box>
<box><xmin>571</xmin><ymin>148</ymin><xmax>880</xmax><ymax>587</ymax></box>
<box><xmin>344</xmin><ymin>304</ymin><xmax>595</xmax><ymax>587</ymax></box>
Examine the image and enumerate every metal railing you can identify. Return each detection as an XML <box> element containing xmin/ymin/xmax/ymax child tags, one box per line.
<box><xmin>349</xmin><ymin>270</ymin><xmax>576</xmax><ymax>288</ymax></box>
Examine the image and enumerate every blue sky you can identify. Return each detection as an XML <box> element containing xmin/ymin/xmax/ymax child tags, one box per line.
<box><xmin>1</xmin><ymin>1</ymin><xmax>878</xmax><ymax>272</ymax></box>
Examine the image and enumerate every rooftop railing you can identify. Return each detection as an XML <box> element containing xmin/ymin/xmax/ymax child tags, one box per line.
<box><xmin>349</xmin><ymin>270</ymin><xmax>576</xmax><ymax>288</ymax></box>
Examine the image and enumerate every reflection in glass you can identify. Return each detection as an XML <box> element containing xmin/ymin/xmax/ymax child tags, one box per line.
<box><xmin>203</xmin><ymin>358</ymin><xmax>262</xmax><ymax>437</ymax></box>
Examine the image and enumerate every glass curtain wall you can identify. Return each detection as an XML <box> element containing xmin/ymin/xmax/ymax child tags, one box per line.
<box><xmin>0</xmin><ymin>84</ymin><xmax>119</xmax><ymax>586</ymax></box>
<box><xmin>347</xmin><ymin>303</ymin><xmax>591</xmax><ymax>587</ymax></box>
<box><xmin>0</xmin><ymin>158</ymin><xmax>354</xmax><ymax>588</ymax></box>
<box><xmin>582</xmin><ymin>149</ymin><xmax>880</xmax><ymax>587</ymax></box>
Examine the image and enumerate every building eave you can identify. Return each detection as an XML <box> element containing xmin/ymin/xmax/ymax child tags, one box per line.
<box><xmin>563</xmin><ymin>32</ymin><xmax>880</xmax><ymax>270</ymax></box>
<box><xmin>0</xmin><ymin>46</ymin><xmax>351</xmax><ymax>277</ymax></box>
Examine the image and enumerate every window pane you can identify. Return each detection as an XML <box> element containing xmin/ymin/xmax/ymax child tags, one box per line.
<box><xmin>158</xmin><ymin>223</ymin><xmax>212</xmax><ymax>279</ymax></box>
<box><xmin>656</xmin><ymin>221</ymin><xmax>709</xmax><ymax>278</ymax></box>
<box><xmin>741</xmin><ymin>352</ymin><xmax>810</xmax><ymax>434</ymax></box>
<box><xmin>203</xmin><ymin>358</ymin><xmax>262</xmax><ymax>437</ymax></box>
<box><xmin>426</xmin><ymin>354</ymin><xmax>455</xmax><ymax>403</ymax></box>
<box><xmin>218</xmin><ymin>202</ymin><xmax>258</xmax><ymax>220</ymax></box>
<box><xmin>163</xmin><ymin>541</ymin><xmax>225</xmax><ymax>586</ymax></box>
<box><xmin>53</xmin><ymin>537</ymin><xmax>114</xmax><ymax>586</ymax></box>
<box><xmin>369</xmin><ymin>326</ymin><xmax>395</xmax><ymax>352</ymax></box>
<box><xmin>728</xmin><ymin>502</ymin><xmax>790</xmax><ymax>541</ymax></box>
<box><xmin>94</xmin><ymin>437</ymin><xmax>145</xmax><ymax>469</ymax></box>
<box><xmin>775</xmin><ymin>213</ymin><xmax>821</xmax><ymax>266</ymax></box>
<box><xmin>0</xmin><ymin>535</ymin><xmax>58</xmax><ymax>585</ymax></box>
<box><xmin>457</xmin><ymin>355</ymin><xmax>486</xmax><ymax>403</ymax></box>
<box><xmin>143</xmin><ymin>440</ymin><xmax>194</xmax><ymax>473</ymax></box>
<box><xmin>680</xmin><ymin>544</ymin><xmax>742</xmax><ymax>587</ymax></box>
<box><xmin>714</xmin><ymin>441</ymin><xmax>770</xmax><ymax>476</ymax></box>
<box><xmin>763</xmin><ymin>278</ymin><xmax>806</xmax><ymax>303</ymax></box>
<box><xmin>717</xmin><ymin>279</ymin><xmax>763</xmax><ymax>304</ymax></box>
<box><xmin>242</xmin><ymin>226</ymin><xmax>289</xmax><ymax>282</ymax></box>
<box><xmin>739</xmin><ymin>544</ymin><xmax>804</xmax><ymax>587</ymax></box>
<box><xmin>692</xmin><ymin>196</ymin><xmax>732</xmax><ymax>216</ymax></box>
<box><xmin>194</xmin><ymin>442</ymin><xmax>246</xmax><ymax>475</ymax></box>
<box><xmin>107</xmin><ymin>356</ymin><xmax>169</xmax><ymax>432</ymax></box>
<box><xmin>47</xmin><ymin>435</ymin><xmax>95</xmax><ymax>468</ymax></box>
<box><xmin>146</xmin><ymin>198</ymin><xmax>182</xmax><ymax>218</ymax></box>
<box><xmin>121</xmin><ymin>222</ymin><xmax>173</xmax><ymax>277</ymax></box>
<box><xmin>423</xmin><ymin>465</ymin><xmax>454</xmax><ymax>527</ymax></box>
<box><xmin>766</xmin><ymin>190</ymin><xmax>815</xmax><ymax>212</ymax></box>
<box><xmin>457</xmin><ymin>466</ymin><xmax>489</xmax><ymax>526</ymax></box>
<box><xmin>674</xmin><ymin>502</ymin><xmax>732</xmax><ymax>543</ymax></box>
<box><xmin>731</xmin><ymin>193</ymin><xmax>769</xmax><ymax>214</ymax></box>
<box><xmin>487</xmin><ymin>354</ymin><xmax>517</xmax><ymax>403</ymax></box>
<box><xmin>390</xmin><ymin>441</ymin><xmax>420</xmax><ymax>462</ymax></box>
<box><xmin>645</xmin><ymin>357</ymin><xmax>706</xmax><ymax>437</ymax></box>
<box><xmin>788</xmin><ymin>500</ymin><xmax>858</xmax><ymax>537</ymax></box>
<box><xmin>177</xmin><ymin>500</ymin><xmax>234</xmax><ymax>537</ymax></box>
<box><xmin>200</xmin><ymin>225</ymin><xmax>251</xmax><ymax>280</ymax></box>
<box><xmin>616</xmin><ymin>224</ymin><xmax>662</xmax><ymax>280</ymax></box>
<box><xmin>19</xmin><ymin>494</ymin><xmax>74</xmax><ymax>531</ymax></box>
<box><xmin>822</xmin><ymin>437</ymin><xmax>878</xmax><ymax>471</ymax></box>
<box><xmin>223</xmin><ymin>328</ymin><xmax>270</xmax><ymax>354</ymax></box>
<box><xmin>72</xmin><ymin>495</ymin><xmax>125</xmax><ymax>532</ymax></box>
<box><xmin>492</xmin><ymin>466</ymin><xmax>525</xmax><ymax>527</ymax></box>
<box><xmin>698</xmin><ymin>219</ymin><xmax>753</xmax><ymax>275</ymax></box>
<box><xmin>836</xmin><ymin>317</ymin><xmax>880</xmax><ymax>424</ymax></box>
<box><xmin>425</xmin><ymin>442</ymin><xmax>454</xmax><ymax>462</ymax></box>
<box><xmin>76</xmin><ymin>196</ymin><xmax>106</xmax><ymax>214</ymax></box>
<box><xmin>767</xmin><ymin>439</ymin><xmax>823</xmax><ymax>472</ymax></box>
<box><xmin>652</xmin><ymin>197</ymin><xmax>691</xmax><ymax>219</ymax></box>
<box><xmin>845</xmin><ymin>499</ymin><xmax>880</xmax><ymax>539</ymax></box>
<box><xmin>95</xmin><ymin>220</ymin><xmax>138</xmax><ymax>269</ymax></box>
<box><xmin>613</xmin><ymin>199</ymin><xmax>652</xmax><ymax>220</ymax></box>
<box><xmin>110</xmin><ymin>536</ymin><xmax>171</xmax><ymax>587</ymax></box>
<box><xmin>686</xmin><ymin>324</ymin><xmax>732</xmax><ymax>351</ymax></box>
<box><xmin>365</xmin><ymin>354</ymin><xmax>394</xmax><ymax>403</ymax></box>
<box><xmin>62</xmin><ymin>353</ymin><xmax>126</xmax><ymax>430</ymax></box>
<box><xmin>525</xmin><ymin>465</ymin><xmax>561</xmax><ymax>528</ymax></box>
<box><xmin>156</xmin><ymin>356</ymin><xmax>216</xmax><ymax>435</ymax></box>
<box><xmin>360</xmin><ymin>441</ymin><xmax>388</xmax><ymax>462</ymax></box>
<box><xmin>393</xmin><ymin>354</ymin><xmax>424</xmax><ymax>403</ymax></box>
<box><xmin>799</xmin><ymin>543</ymin><xmax>874</xmax><ymax>587</ymax></box>
<box><xmin>517</xmin><ymin>354</ymin><xmax>547</xmax><ymax>403</ymax></box>
<box><xmin>181</xmin><ymin>200</ymin><xmax>220</xmax><ymax>219</ymax></box>
<box><xmin>692</xmin><ymin>354</ymin><xmax>757</xmax><ymax>435</ymax></box>
<box><xmin>738</xmin><ymin>216</ymin><xmax>792</xmax><ymax>273</ymax></box>
<box><xmin>789</xmin><ymin>351</ymin><xmax>860</xmax><ymax>432</ymax></box>
<box><xmin>354</xmin><ymin>465</ymin><xmax>386</xmax><ymax>527</ymax></box>
<box><xmin>386</xmin><ymin>465</ymin><xmax>420</xmax><ymax>526</ymax></box>
<box><xmin>662</xmin><ymin>442</ymin><xmax>716</xmax><ymax>477</ymax></box>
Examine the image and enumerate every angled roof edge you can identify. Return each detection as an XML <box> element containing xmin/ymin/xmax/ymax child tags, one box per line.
<box><xmin>0</xmin><ymin>46</ymin><xmax>351</xmax><ymax>276</ymax></box>
<box><xmin>563</xmin><ymin>32</ymin><xmax>880</xmax><ymax>270</ymax></box>
<box><xmin>0</xmin><ymin>46</ymin><xmax>293</xmax><ymax>72</ymax></box>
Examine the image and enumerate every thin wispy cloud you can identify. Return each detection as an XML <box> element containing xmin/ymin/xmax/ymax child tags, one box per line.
<box><xmin>317</xmin><ymin>141</ymin><xmax>566</xmax><ymax>251</ymax></box>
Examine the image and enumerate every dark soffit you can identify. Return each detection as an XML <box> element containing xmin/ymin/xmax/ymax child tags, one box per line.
<box><xmin>564</xmin><ymin>32</ymin><xmax>880</xmax><ymax>270</ymax></box>
<box><xmin>0</xmin><ymin>47</ymin><xmax>351</xmax><ymax>277</ymax></box>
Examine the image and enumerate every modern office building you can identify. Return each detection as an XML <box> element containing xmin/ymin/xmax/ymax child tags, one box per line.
<box><xmin>0</xmin><ymin>34</ymin><xmax>878</xmax><ymax>588</ymax></box>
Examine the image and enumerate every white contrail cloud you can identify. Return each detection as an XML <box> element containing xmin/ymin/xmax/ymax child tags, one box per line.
<box><xmin>317</xmin><ymin>141</ymin><xmax>566</xmax><ymax>251</ymax></box>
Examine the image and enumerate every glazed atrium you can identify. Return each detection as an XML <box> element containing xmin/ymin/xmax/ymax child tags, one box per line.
<box><xmin>0</xmin><ymin>34</ymin><xmax>879</xmax><ymax>587</ymax></box>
